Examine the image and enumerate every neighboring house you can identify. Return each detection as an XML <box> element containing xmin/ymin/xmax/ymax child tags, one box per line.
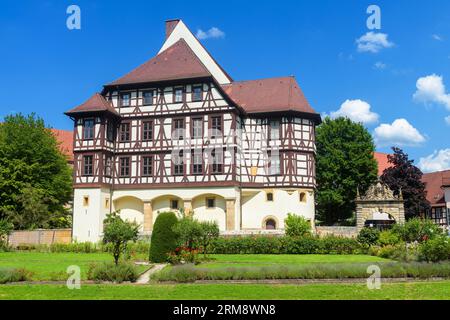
<box><xmin>51</xmin><ymin>129</ymin><xmax>74</xmax><ymax>165</ymax></box>
<box><xmin>64</xmin><ymin>19</ymin><xmax>321</xmax><ymax>242</ymax></box>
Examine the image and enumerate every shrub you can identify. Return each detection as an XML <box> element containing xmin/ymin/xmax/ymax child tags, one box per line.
<box><xmin>0</xmin><ymin>268</ymin><xmax>32</xmax><ymax>284</ymax></box>
<box><xmin>198</xmin><ymin>221</ymin><xmax>220</xmax><ymax>257</ymax></box>
<box><xmin>419</xmin><ymin>236</ymin><xmax>450</xmax><ymax>262</ymax></box>
<box><xmin>173</xmin><ymin>217</ymin><xmax>203</xmax><ymax>250</ymax></box>
<box><xmin>319</xmin><ymin>235</ymin><xmax>362</xmax><ymax>254</ymax></box>
<box><xmin>284</xmin><ymin>214</ymin><xmax>311</xmax><ymax>237</ymax></box>
<box><xmin>0</xmin><ymin>220</ymin><xmax>13</xmax><ymax>251</ymax></box>
<box><xmin>392</xmin><ymin>218</ymin><xmax>443</xmax><ymax>243</ymax></box>
<box><xmin>378</xmin><ymin>230</ymin><xmax>401</xmax><ymax>246</ymax></box>
<box><xmin>87</xmin><ymin>262</ymin><xmax>139</xmax><ymax>283</ymax></box>
<box><xmin>103</xmin><ymin>212</ymin><xmax>140</xmax><ymax>265</ymax></box>
<box><xmin>357</xmin><ymin>227</ymin><xmax>380</xmax><ymax>246</ymax></box>
<box><xmin>150</xmin><ymin>212</ymin><xmax>178</xmax><ymax>263</ymax></box>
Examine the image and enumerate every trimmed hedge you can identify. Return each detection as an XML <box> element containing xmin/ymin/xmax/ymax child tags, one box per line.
<box><xmin>208</xmin><ymin>235</ymin><xmax>362</xmax><ymax>255</ymax></box>
<box><xmin>87</xmin><ymin>262</ymin><xmax>139</xmax><ymax>283</ymax></box>
<box><xmin>149</xmin><ymin>212</ymin><xmax>178</xmax><ymax>263</ymax></box>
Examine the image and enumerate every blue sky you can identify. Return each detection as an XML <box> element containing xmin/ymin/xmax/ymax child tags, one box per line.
<box><xmin>1</xmin><ymin>0</ymin><xmax>449</xmax><ymax>172</ymax></box>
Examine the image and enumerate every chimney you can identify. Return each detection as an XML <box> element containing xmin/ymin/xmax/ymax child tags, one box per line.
<box><xmin>165</xmin><ymin>19</ymin><xmax>180</xmax><ymax>40</ymax></box>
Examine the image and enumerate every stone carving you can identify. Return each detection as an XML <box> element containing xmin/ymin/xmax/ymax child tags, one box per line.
<box><xmin>358</xmin><ymin>181</ymin><xmax>401</xmax><ymax>201</ymax></box>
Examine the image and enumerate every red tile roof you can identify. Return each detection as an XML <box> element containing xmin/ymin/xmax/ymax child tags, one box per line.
<box><xmin>108</xmin><ymin>39</ymin><xmax>212</xmax><ymax>86</ymax></box>
<box><xmin>374</xmin><ymin>152</ymin><xmax>392</xmax><ymax>176</ymax></box>
<box><xmin>221</xmin><ymin>76</ymin><xmax>319</xmax><ymax>118</ymax></box>
<box><xmin>65</xmin><ymin>93</ymin><xmax>119</xmax><ymax>117</ymax></box>
<box><xmin>422</xmin><ymin>170</ymin><xmax>449</xmax><ymax>206</ymax></box>
<box><xmin>51</xmin><ymin>129</ymin><xmax>73</xmax><ymax>163</ymax></box>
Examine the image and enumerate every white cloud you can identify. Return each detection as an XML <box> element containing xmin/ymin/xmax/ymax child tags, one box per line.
<box><xmin>330</xmin><ymin>99</ymin><xmax>379</xmax><ymax>124</ymax></box>
<box><xmin>374</xmin><ymin>61</ymin><xmax>386</xmax><ymax>70</ymax></box>
<box><xmin>413</xmin><ymin>74</ymin><xmax>450</xmax><ymax>110</ymax></box>
<box><xmin>373</xmin><ymin>119</ymin><xmax>426</xmax><ymax>147</ymax></box>
<box><xmin>356</xmin><ymin>32</ymin><xmax>394</xmax><ymax>53</ymax></box>
<box><xmin>445</xmin><ymin>115</ymin><xmax>450</xmax><ymax>125</ymax></box>
<box><xmin>418</xmin><ymin>149</ymin><xmax>450</xmax><ymax>172</ymax></box>
<box><xmin>432</xmin><ymin>34</ymin><xmax>443</xmax><ymax>41</ymax></box>
<box><xmin>196</xmin><ymin>27</ymin><xmax>225</xmax><ymax>40</ymax></box>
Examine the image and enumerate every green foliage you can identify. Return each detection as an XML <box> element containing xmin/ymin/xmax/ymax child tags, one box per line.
<box><xmin>315</xmin><ymin>117</ymin><xmax>378</xmax><ymax>224</ymax></box>
<box><xmin>198</xmin><ymin>221</ymin><xmax>220</xmax><ymax>257</ymax></box>
<box><xmin>0</xmin><ymin>268</ymin><xmax>32</xmax><ymax>284</ymax></box>
<box><xmin>152</xmin><ymin>261</ymin><xmax>450</xmax><ymax>283</ymax></box>
<box><xmin>0</xmin><ymin>220</ymin><xmax>13</xmax><ymax>251</ymax></box>
<box><xmin>0</xmin><ymin>113</ymin><xmax>73</xmax><ymax>229</ymax></box>
<box><xmin>378</xmin><ymin>230</ymin><xmax>401</xmax><ymax>246</ymax></box>
<box><xmin>102</xmin><ymin>212</ymin><xmax>139</xmax><ymax>265</ymax></box>
<box><xmin>284</xmin><ymin>214</ymin><xmax>311</xmax><ymax>237</ymax></box>
<box><xmin>87</xmin><ymin>262</ymin><xmax>139</xmax><ymax>283</ymax></box>
<box><xmin>149</xmin><ymin>212</ymin><xmax>178</xmax><ymax>263</ymax></box>
<box><xmin>391</xmin><ymin>218</ymin><xmax>443</xmax><ymax>243</ymax></box>
<box><xmin>380</xmin><ymin>147</ymin><xmax>430</xmax><ymax>219</ymax></box>
<box><xmin>208</xmin><ymin>235</ymin><xmax>362</xmax><ymax>255</ymax></box>
<box><xmin>419</xmin><ymin>236</ymin><xmax>450</xmax><ymax>262</ymax></box>
<box><xmin>172</xmin><ymin>217</ymin><xmax>203</xmax><ymax>249</ymax></box>
<box><xmin>357</xmin><ymin>227</ymin><xmax>380</xmax><ymax>246</ymax></box>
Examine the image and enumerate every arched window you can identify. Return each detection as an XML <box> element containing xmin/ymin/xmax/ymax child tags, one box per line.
<box><xmin>265</xmin><ymin>218</ymin><xmax>276</xmax><ymax>230</ymax></box>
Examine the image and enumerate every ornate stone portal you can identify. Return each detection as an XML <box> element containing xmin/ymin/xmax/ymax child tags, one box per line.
<box><xmin>356</xmin><ymin>181</ymin><xmax>405</xmax><ymax>231</ymax></box>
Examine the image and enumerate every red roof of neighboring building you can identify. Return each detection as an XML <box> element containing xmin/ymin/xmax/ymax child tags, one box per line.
<box><xmin>374</xmin><ymin>152</ymin><xmax>392</xmax><ymax>176</ymax></box>
<box><xmin>108</xmin><ymin>39</ymin><xmax>212</xmax><ymax>86</ymax></box>
<box><xmin>422</xmin><ymin>170</ymin><xmax>449</xmax><ymax>207</ymax></box>
<box><xmin>51</xmin><ymin>129</ymin><xmax>73</xmax><ymax>163</ymax></box>
<box><xmin>65</xmin><ymin>93</ymin><xmax>119</xmax><ymax>116</ymax></box>
<box><xmin>221</xmin><ymin>76</ymin><xmax>320</xmax><ymax>119</ymax></box>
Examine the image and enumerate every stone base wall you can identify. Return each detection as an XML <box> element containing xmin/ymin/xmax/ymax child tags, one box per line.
<box><xmin>8</xmin><ymin>229</ymin><xmax>72</xmax><ymax>247</ymax></box>
<box><xmin>315</xmin><ymin>226</ymin><xmax>358</xmax><ymax>238</ymax></box>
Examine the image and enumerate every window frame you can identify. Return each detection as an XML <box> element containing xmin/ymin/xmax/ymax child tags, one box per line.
<box><xmin>142</xmin><ymin>90</ymin><xmax>154</xmax><ymax>106</ymax></box>
<box><xmin>173</xmin><ymin>150</ymin><xmax>184</xmax><ymax>176</ymax></box>
<box><xmin>191</xmin><ymin>117</ymin><xmax>203</xmax><ymax>139</ymax></box>
<box><xmin>82</xmin><ymin>118</ymin><xmax>95</xmax><ymax>140</ymax></box>
<box><xmin>211</xmin><ymin>148</ymin><xmax>224</xmax><ymax>174</ymax></box>
<box><xmin>142</xmin><ymin>120</ymin><xmax>153</xmax><ymax>142</ymax></box>
<box><xmin>206</xmin><ymin>197</ymin><xmax>215</xmax><ymax>209</ymax></box>
<box><xmin>192</xmin><ymin>85</ymin><xmax>203</xmax><ymax>102</ymax></box>
<box><xmin>268</xmin><ymin>119</ymin><xmax>281</xmax><ymax>141</ymax></box>
<box><xmin>120</xmin><ymin>92</ymin><xmax>131</xmax><ymax>107</ymax></box>
<box><xmin>142</xmin><ymin>155</ymin><xmax>153</xmax><ymax>177</ymax></box>
<box><xmin>267</xmin><ymin>151</ymin><xmax>282</xmax><ymax>176</ymax></box>
<box><xmin>191</xmin><ymin>149</ymin><xmax>203</xmax><ymax>175</ymax></box>
<box><xmin>170</xmin><ymin>199</ymin><xmax>179</xmax><ymax>210</ymax></box>
<box><xmin>210</xmin><ymin>115</ymin><xmax>223</xmax><ymax>139</ymax></box>
<box><xmin>172</xmin><ymin>118</ymin><xmax>185</xmax><ymax>141</ymax></box>
<box><xmin>119</xmin><ymin>122</ymin><xmax>131</xmax><ymax>142</ymax></box>
<box><xmin>119</xmin><ymin>156</ymin><xmax>131</xmax><ymax>177</ymax></box>
<box><xmin>173</xmin><ymin>87</ymin><xmax>185</xmax><ymax>103</ymax></box>
<box><xmin>82</xmin><ymin>155</ymin><xmax>94</xmax><ymax>176</ymax></box>
<box><xmin>104</xmin><ymin>155</ymin><xmax>112</xmax><ymax>177</ymax></box>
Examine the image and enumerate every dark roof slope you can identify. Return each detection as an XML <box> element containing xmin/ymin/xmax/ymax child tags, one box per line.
<box><xmin>221</xmin><ymin>76</ymin><xmax>320</xmax><ymax>120</ymax></box>
<box><xmin>65</xmin><ymin>93</ymin><xmax>119</xmax><ymax>116</ymax></box>
<box><xmin>107</xmin><ymin>39</ymin><xmax>212</xmax><ymax>86</ymax></box>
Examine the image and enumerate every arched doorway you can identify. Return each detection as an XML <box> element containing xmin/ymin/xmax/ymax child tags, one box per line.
<box><xmin>364</xmin><ymin>210</ymin><xmax>396</xmax><ymax>231</ymax></box>
<box><xmin>265</xmin><ymin>218</ymin><xmax>277</xmax><ymax>230</ymax></box>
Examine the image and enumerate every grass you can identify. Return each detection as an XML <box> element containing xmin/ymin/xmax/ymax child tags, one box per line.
<box><xmin>0</xmin><ymin>252</ymin><xmax>148</xmax><ymax>281</ymax></box>
<box><xmin>1</xmin><ymin>281</ymin><xmax>450</xmax><ymax>300</ymax></box>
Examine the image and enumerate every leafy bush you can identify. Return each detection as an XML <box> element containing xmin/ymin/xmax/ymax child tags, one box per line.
<box><xmin>378</xmin><ymin>230</ymin><xmax>401</xmax><ymax>246</ymax></box>
<box><xmin>149</xmin><ymin>212</ymin><xmax>178</xmax><ymax>263</ymax></box>
<box><xmin>0</xmin><ymin>220</ymin><xmax>13</xmax><ymax>251</ymax></box>
<box><xmin>198</xmin><ymin>221</ymin><xmax>220</xmax><ymax>257</ymax></box>
<box><xmin>284</xmin><ymin>214</ymin><xmax>311</xmax><ymax>237</ymax></box>
<box><xmin>419</xmin><ymin>236</ymin><xmax>450</xmax><ymax>262</ymax></box>
<box><xmin>0</xmin><ymin>268</ymin><xmax>32</xmax><ymax>284</ymax></box>
<box><xmin>392</xmin><ymin>218</ymin><xmax>443</xmax><ymax>243</ymax></box>
<box><xmin>103</xmin><ymin>212</ymin><xmax>139</xmax><ymax>265</ymax></box>
<box><xmin>173</xmin><ymin>217</ymin><xmax>203</xmax><ymax>249</ymax></box>
<box><xmin>357</xmin><ymin>227</ymin><xmax>380</xmax><ymax>246</ymax></box>
<box><xmin>87</xmin><ymin>262</ymin><xmax>139</xmax><ymax>283</ymax></box>
<box><xmin>152</xmin><ymin>261</ymin><xmax>450</xmax><ymax>282</ymax></box>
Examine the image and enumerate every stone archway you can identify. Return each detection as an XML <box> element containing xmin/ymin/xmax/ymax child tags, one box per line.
<box><xmin>356</xmin><ymin>181</ymin><xmax>405</xmax><ymax>231</ymax></box>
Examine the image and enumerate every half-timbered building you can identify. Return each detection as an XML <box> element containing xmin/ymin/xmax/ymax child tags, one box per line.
<box><xmin>65</xmin><ymin>19</ymin><xmax>321</xmax><ymax>242</ymax></box>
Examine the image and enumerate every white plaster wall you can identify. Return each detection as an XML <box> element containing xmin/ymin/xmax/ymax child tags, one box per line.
<box><xmin>113</xmin><ymin>196</ymin><xmax>144</xmax><ymax>232</ymax></box>
<box><xmin>73</xmin><ymin>188</ymin><xmax>110</xmax><ymax>243</ymax></box>
<box><xmin>241</xmin><ymin>189</ymin><xmax>314</xmax><ymax>230</ymax></box>
<box><xmin>192</xmin><ymin>195</ymin><xmax>226</xmax><ymax>230</ymax></box>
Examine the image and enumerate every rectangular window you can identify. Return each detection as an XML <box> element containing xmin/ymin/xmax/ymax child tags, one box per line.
<box><xmin>142</xmin><ymin>91</ymin><xmax>153</xmax><ymax>105</ymax></box>
<box><xmin>269</xmin><ymin>120</ymin><xmax>280</xmax><ymax>141</ymax></box>
<box><xmin>266</xmin><ymin>192</ymin><xmax>274</xmax><ymax>202</ymax></box>
<box><xmin>104</xmin><ymin>156</ymin><xmax>112</xmax><ymax>177</ymax></box>
<box><xmin>83</xmin><ymin>196</ymin><xmax>89</xmax><ymax>207</ymax></box>
<box><xmin>268</xmin><ymin>152</ymin><xmax>281</xmax><ymax>175</ymax></box>
<box><xmin>206</xmin><ymin>198</ymin><xmax>215</xmax><ymax>209</ymax></box>
<box><xmin>142</xmin><ymin>156</ymin><xmax>153</xmax><ymax>177</ymax></box>
<box><xmin>173</xmin><ymin>118</ymin><xmax>185</xmax><ymax>140</ymax></box>
<box><xmin>106</xmin><ymin>122</ymin><xmax>114</xmax><ymax>142</ymax></box>
<box><xmin>142</xmin><ymin>121</ymin><xmax>153</xmax><ymax>141</ymax></box>
<box><xmin>211</xmin><ymin>149</ymin><xmax>223</xmax><ymax>174</ymax></box>
<box><xmin>170</xmin><ymin>199</ymin><xmax>179</xmax><ymax>210</ymax></box>
<box><xmin>192</xmin><ymin>117</ymin><xmax>203</xmax><ymax>139</ymax></box>
<box><xmin>83</xmin><ymin>155</ymin><xmax>93</xmax><ymax>176</ymax></box>
<box><xmin>120</xmin><ymin>93</ymin><xmax>130</xmax><ymax>107</ymax></box>
<box><xmin>83</xmin><ymin>119</ymin><xmax>94</xmax><ymax>140</ymax></box>
<box><xmin>174</xmin><ymin>87</ymin><xmax>184</xmax><ymax>103</ymax></box>
<box><xmin>119</xmin><ymin>123</ymin><xmax>130</xmax><ymax>142</ymax></box>
<box><xmin>211</xmin><ymin>116</ymin><xmax>222</xmax><ymax>138</ymax></box>
<box><xmin>119</xmin><ymin>157</ymin><xmax>130</xmax><ymax>177</ymax></box>
<box><xmin>192</xmin><ymin>85</ymin><xmax>203</xmax><ymax>101</ymax></box>
<box><xmin>173</xmin><ymin>150</ymin><xmax>184</xmax><ymax>175</ymax></box>
<box><xmin>192</xmin><ymin>150</ymin><xmax>203</xmax><ymax>174</ymax></box>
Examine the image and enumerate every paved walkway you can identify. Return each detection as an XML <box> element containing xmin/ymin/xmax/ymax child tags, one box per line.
<box><xmin>136</xmin><ymin>263</ymin><xmax>167</xmax><ymax>284</ymax></box>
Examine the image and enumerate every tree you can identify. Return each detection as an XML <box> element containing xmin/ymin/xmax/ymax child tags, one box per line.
<box><xmin>284</xmin><ymin>214</ymin><xmax>311</xmax><ymax>237</ymax></box>
<box><xmin>198</xmin><ymin>221</ymin><xmax>219</xmax><ymax>257</ymax></box>
<box><xmin>173</xmin><ymin>217</ymin><xmax>203</xmax><ymax>250</ymax></box>
<box><xmin>102</xmin><ymin>212</ymin><xmax>139</xmax><ymax>265</ymax></box>
<box><xmin>0</xmin><ymin>113</ymin><xmax>73</xmax><ymax>229</ymax></box>
<box><xmin>149</xmin><ymin>212</ymin><xmax>178</xmax><ymax>263</ymax></box>
<box><xmin>316</xmin><ymin>117</ymin><xmax>378</xmax><ymax>225</ymax></box>
<box><xmin>380</xmin><ymin>147</ymin><xmax>430</xmax><ymax>219</ymax></box>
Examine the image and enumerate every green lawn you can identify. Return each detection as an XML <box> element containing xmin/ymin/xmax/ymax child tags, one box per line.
<box><xmin>0</xmin><ymin>252</ymin><xmax>148</xmax><ymax>281</ymax></box>
<box><xmin>199</xmin><ymin>254</ymin><xmax>391</xmax><ymax>268</ymax></box>
<box><xmin>1</xmin><ymin>281</ymin><xmax>449</xmax><ymax>300</ymax></box>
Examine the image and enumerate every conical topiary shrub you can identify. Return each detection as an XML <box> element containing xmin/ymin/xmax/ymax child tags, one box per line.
<box><xmin>149</xmin><ymin>211</ymin><xmax>178</xmax><ymax>263</ymax></box>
